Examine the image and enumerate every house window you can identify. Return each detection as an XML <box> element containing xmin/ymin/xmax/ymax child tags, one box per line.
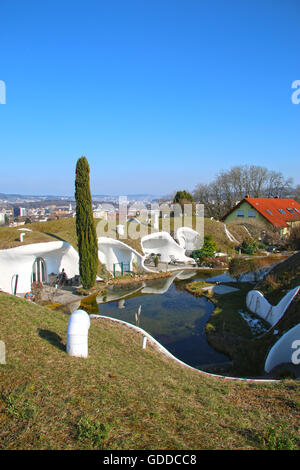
<box><xmin>287</xmin><ymin>208</ymin><xmax>295</xmax><ymax>214</ymax></box>
<box><xmin>248</xmin><ymin>210</ymin><xmax>256</xmax><ymax>218</ymax></box>
<box><xmin>237</xmin><ymin>210</ymin><xmax>244</xmax><ymax>217</ymax></box>
<box><xmin>294</xmin><ymin>208</ymin><xmax>300</xmax><ymax>213</ymax></box>
<box><xmin>278</xmin><ymin>209</ymin><xmax>286</xmax><ymax>215</ymax></box>
<box><xmin>266</xmin><ymin>209</ymin><xmax>273</xmax><ymax>215</ymax></box>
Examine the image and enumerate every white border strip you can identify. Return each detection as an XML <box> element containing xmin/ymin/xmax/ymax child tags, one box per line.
<box><xmin>90</xmin><ymin>314</ymin><xmax>277</xmax><ymax>383</ymax></box>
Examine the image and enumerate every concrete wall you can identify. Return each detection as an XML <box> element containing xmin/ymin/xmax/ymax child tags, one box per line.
<box><xmin>265</xmin><ymin>322</ymin><xmax>300</xmax><ymax>373</ymax></box>
<box><xmin>141</xmin><ymin>231</ymin><xmax>192</xmax><ymax>264</ymax></box>
<box><xmin>246</xmin><ymin>286</ymin><xmax>300</xmax><ymax>328</ymax></box>
<box><xmin>175</xmin><ymin>227</ymin><xmax>203</xmax><ymax>252</ymax></box>
<box><xmin>97</xmin><ymin>237</ymin><xmax>147</xmax><ymax>274</ymax></box>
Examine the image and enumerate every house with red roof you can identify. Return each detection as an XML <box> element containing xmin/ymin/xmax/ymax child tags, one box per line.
<box><xmin>222</xmin><ymin>196</ymin><xmax>300</xmax><ymax>237</ymax></box>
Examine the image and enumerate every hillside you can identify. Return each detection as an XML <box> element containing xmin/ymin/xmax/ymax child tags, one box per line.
<box><xmin>0</xmin><ymin>217</ymin><xmax>254</xmax><ymax>256</ymax></box>
<box><xmin>0</xmin><ymin>292</ymin><xmax>299</xmax><ymax>450</ymax></box>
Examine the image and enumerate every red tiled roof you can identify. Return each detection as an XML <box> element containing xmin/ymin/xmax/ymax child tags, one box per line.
<box><xmin>224</xmin><ymin>197</ymin><xmax>300</xmax><ymax>228</ymax></box>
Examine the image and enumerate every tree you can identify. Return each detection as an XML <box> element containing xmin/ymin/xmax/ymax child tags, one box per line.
<box><xmin>173</xmin><ymin>190</ymin><xmax>195</xmax><ymax>215</ymax></box>
<box><xmin>173</xmin><ymin>190</ymin><xmax>193</xmax><ymax>204</ymax></box>
<box><xmin>294</xmin><ymin>185</ymin><xmax>300</xmax><ymax>203</ymax></box>
<box><xmin>75</xmin><ymin>156</ymin><xmax>98</xmax><ymax>289</ymax></box>
<box><xmin>193</xmin><ymin>165</ymin><xmax>293</xmax><ymax>219</ymax></box>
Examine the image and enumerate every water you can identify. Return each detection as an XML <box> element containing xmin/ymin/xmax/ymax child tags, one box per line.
<box><xmin>96</xmin><ymin>270</ymin><xmax>229</xmax><ymax>369</ymax></box>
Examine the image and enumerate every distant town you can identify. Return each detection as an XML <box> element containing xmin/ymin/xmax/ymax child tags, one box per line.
<box><xmin>0</xmin><ymin>192</ymin><xmax>162</xmax><ymax>227</ymax></box>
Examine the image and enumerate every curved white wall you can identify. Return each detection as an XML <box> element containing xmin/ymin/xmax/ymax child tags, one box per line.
<box><xmin>141</xmin><ymin>231</ymin><xmax>192</xmax><ymax>264</ymax></box>
<box><xmin>98</xmin><ymin>237</ymin><xmax>147</xmax><ymax>274</ymax></box>
<box><xmin>0</xmin><ymin>241</ymin><xmax>79</xmax><ymax>294</ymax></box>
<box><xmin>246</xmin><ymin>286</ymin><xmax>300</xmax><ymax>328</ymax></box>
<box><xmin>265</xmin><ymin>323</ymin><xmax>300</xmax><ymax>373</ymax></box>
<box><xmin>175</xmin><ymin>227</ymin><xmax>202</xmax><ymax>252</ymax></box>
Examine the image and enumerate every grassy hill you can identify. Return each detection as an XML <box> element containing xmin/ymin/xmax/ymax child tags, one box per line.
<box><xmin>0</xmin><ymin>216</ymin><xmax>252</xmax><ymax>256</ymax></box>
<box><xmin>0</xmin><ymin>292</ymin><xmax>299</xmax><ymax>450</ymax></box>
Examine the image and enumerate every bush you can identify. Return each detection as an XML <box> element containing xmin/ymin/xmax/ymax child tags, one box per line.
<box><xmin>192</xmin><ymin>235</ymin><xmax>217</xmax><ymax>261</ymax></box>
<box><xmin>200</xmin><ymin>257</ymin><xmax>228</xmax><ymax>268</ymax></box>
<box><xmin>238</xmin><ymin>237</ymin><xmax>258</xmax><ymax>255</ymax></box>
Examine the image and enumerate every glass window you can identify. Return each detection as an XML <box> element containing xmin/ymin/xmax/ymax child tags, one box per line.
<box><xmin>266</xmin><ymin>209</ymin><xmax>273</xmax><ymax>215</ymax></box>
<box><xmin>237</xmin><ymin>210</ymin><xmax>244</xmax><ymax>217</ymax></box>
<box><xmin>278</xmin><ymin>209</ymin><xmax>286</xmax><ymax>215</ymax></box>
<box><xmin>248</xmin><ymin>210</ymin><xmax>256</xmax><ymax>217</ymax></box>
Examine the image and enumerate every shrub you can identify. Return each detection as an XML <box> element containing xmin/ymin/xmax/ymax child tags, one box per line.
<box><xmin>192</xmin><ymin>235</ymin><xmax>217</xmax><ymax>261</ymax></box>
<box><xmin>238</xmin><ymin>237</ymin><xmax>258</xmax><ymax>255</ymax></box>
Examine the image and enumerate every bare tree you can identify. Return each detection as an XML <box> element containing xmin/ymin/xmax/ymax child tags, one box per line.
<box><xmin>193</xmin><ymin>165</ymin><xmax>293</xmax><ymax>219</ymax></box>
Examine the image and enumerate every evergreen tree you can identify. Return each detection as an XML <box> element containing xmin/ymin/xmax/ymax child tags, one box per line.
<box><xmin>75</xmin><ymin>156</ymin><xmax>98</xmax><ymax>289</ymax></box>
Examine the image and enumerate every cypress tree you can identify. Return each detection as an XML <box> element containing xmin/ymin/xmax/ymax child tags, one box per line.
<box><xmin>75</xmin><ymin>156</ymin><xmax>98</xmax><ymax>289</ymax></box>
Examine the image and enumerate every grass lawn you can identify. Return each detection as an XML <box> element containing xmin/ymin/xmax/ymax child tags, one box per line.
<box><xmin>0</xmin><ymin>292</ymin><xmax>299</xmax><ymax>450</ymax></box>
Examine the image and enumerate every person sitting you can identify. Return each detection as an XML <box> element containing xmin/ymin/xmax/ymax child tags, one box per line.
<box><xmin>58</xmin><ymin>268</ymin><xmax>68</xmax><ymax>285</ymax></box>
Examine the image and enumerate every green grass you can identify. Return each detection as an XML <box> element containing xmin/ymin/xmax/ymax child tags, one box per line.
<box><xmin>0</xmin><ymin>292</ymin><xmax>299</xmax><ymax>450</ymax></box>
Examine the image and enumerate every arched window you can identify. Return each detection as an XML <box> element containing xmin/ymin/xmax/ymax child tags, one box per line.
<box><xmin>32</xmin><ymin>257</ymin><xmax>47</xmax><ymax>284</ymax></box>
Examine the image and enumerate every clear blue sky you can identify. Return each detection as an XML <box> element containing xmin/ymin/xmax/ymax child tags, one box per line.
<box><xmin>0</xmin><ymin>0</ymin><xmax>299</xmax><ymax>196</ymax></box>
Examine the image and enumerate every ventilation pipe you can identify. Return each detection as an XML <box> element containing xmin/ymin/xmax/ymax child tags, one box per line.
<box><xmin>20</xmin><ymin>232</ymin><xmax>26</xmax><ymax>242</ymax></box>
<box><xmin>116</xmin><ymin>224</ymin><xmax>125</xmax><ymax>236</ymax></box>
<box><xmin>66</xmin><ymin>310</ymin><xmax>90</xmax><ymax>358</ymax></box>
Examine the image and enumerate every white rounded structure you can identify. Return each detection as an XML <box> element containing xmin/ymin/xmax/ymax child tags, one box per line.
<box><xmin>246</xmin><ymin>286</ymin><xmax>300</xmax><ymax>328</ymax></box>
<box><xmin>141</xmin><ymin>231</ymin><xmax>192</xmax><ymax>264</ymax></box>
<box><xmin>97</xmin><ymin>237</ymin><xmax>147</xmax><ymax>275</ymax></box>
<box><xmin>175</xmin><ymin>227</ymin><xmax>202</xmax><ymax>252</ymax></box>
<box><xmin>265</xmin><ymin>322</ymin><xmax>300</xmax><ymax>373</ymax></box>
<box><xmin>0</xmin><ymin>241</ymin><xmax>79</xmax><ymax>294</ymax></box>
<box><xmin>66</xmin><ymin>309</ymin><xmax>90</xmax><ymax>358</ymax></box>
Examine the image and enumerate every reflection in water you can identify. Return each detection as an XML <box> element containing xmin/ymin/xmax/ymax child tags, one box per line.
<box><xmin>97</xmin><ymin>269</ymin><xmax>229</xmax><ymax>369</ymax></box>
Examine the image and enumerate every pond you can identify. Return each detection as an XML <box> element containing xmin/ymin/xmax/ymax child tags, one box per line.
<box><xmin>96</xmin><ymin>269</ymin><xmax>229</xmax><ymax>370</ymax></box>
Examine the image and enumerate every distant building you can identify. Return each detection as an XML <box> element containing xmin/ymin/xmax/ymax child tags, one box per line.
<box><xmin>222</xmin><ymin>196</ymin><xmax>300</xmax><ymax>237</ymax></box>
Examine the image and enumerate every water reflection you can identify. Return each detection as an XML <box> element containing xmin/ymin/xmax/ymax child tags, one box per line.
<box><xmin>97</xmin><ymin>269</ymin><xmax>229</xmax><ymax>369</ymax></box>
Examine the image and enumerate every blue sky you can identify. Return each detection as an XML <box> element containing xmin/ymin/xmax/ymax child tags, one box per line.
<box><xmin>0</xmin><ymin>0</ymin><xmax>299</xmax><ymax>196</ymax></box>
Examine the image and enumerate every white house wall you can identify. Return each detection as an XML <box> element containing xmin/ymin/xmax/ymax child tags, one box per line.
<box><xmin>141</xmin><ymin>232</ymin><xmax>192</xmax><ymax>264</ymax></box>
<box><xmin>175</xmin><ymin>227</ymin><xmax>202</xmax><ymax>252</ymax></box>
<box><xmin>0</xmin><ymin>241</ymin><xmax>79</xmax><ymax>294</ymax></box>
<box><xmin>97</xmin><ymin>237</ymin><xmax>148</xmax><ymax>274</ymax></box>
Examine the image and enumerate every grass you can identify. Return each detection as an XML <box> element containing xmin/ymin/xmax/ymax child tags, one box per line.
<box><xmin>0</xmin><ymin>291</ymin><xmax>299</xmax><ymax>450</ymax></box>
<box><xmin>0</xmin><ymin>216</ymin><xmax>259</xmax><ymax>256</ymax></box>
<box><xmin>0</xmin><ymin>226</ymin><xmax>55</xmax><ymax>250</ymax></box>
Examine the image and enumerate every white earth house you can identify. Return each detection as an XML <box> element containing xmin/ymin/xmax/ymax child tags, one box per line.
<box><xmin>0</xmin><ymin>241</ymin><xmax>79</xmax><ymax>294</ymax></box>
<box><xmin>141</xmin><ymin>231</ymin><xmax>192</xmax><ymax>264</ymax></box>
<box><xmin>97</xmin><ymin>237</ymin><xmax>147</xmax><ymax>275</ymax></box>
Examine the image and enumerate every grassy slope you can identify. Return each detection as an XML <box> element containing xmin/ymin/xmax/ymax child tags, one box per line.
<box><xmin>0</xmin><ymin>216</ymin><xmax>256</xmax><ymax>256</ymax></box>
<box><xmin>0</xmin><ymin>292</ymin><xmax>299</xmax><ymax>450</ymax></box>
<box><xmin>0</xmin><ymin>227</ymin><xmax>55</xmax><ymax>250</ymax></box>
